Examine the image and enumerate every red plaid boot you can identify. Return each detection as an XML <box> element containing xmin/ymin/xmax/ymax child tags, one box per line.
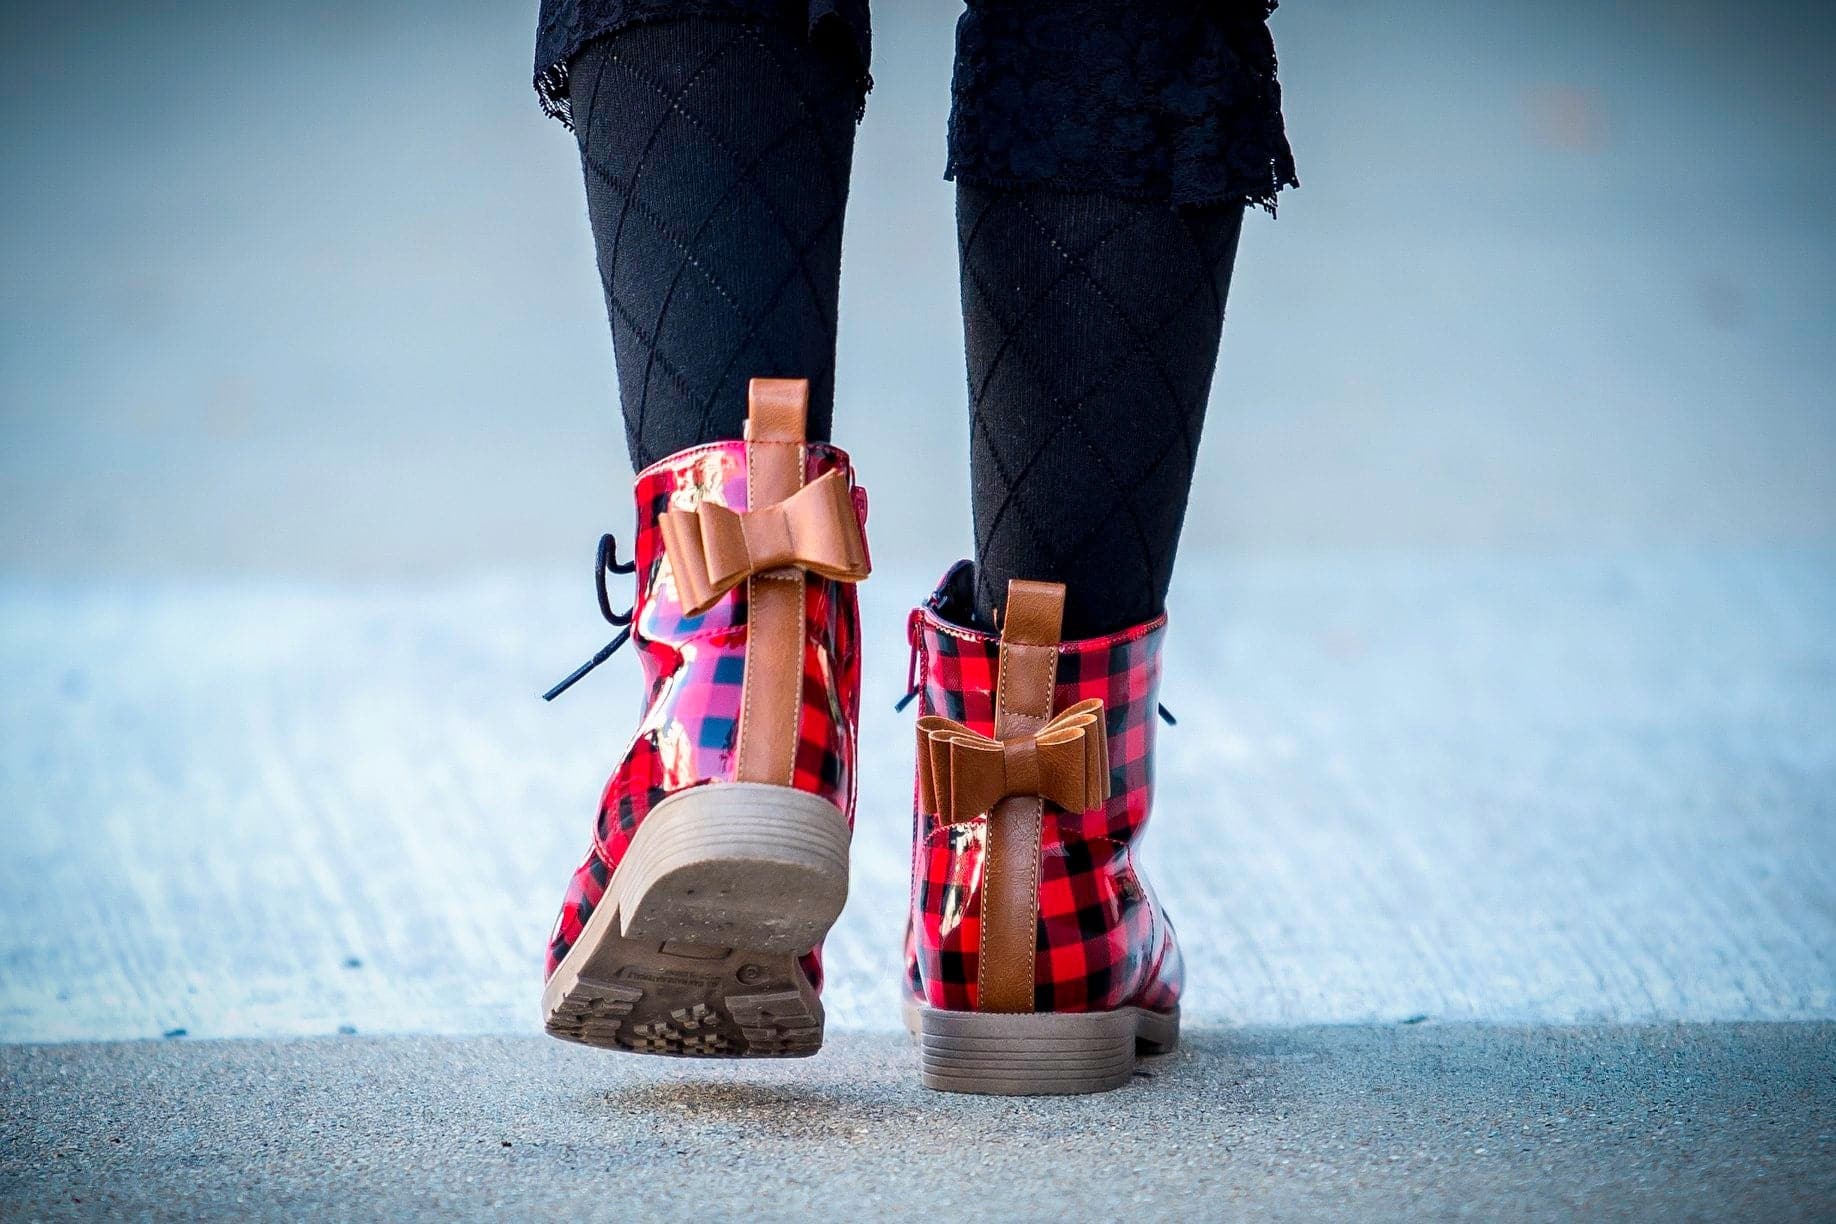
<box><xmin>902</xmin><ymin>563</ymin><xmax>1181</xmax><ymax>1093</ymax></box>
<box><xmin>541</xmin><ymin>378</ymin><xmax>869</xmax><ymax>1057</ymax></box>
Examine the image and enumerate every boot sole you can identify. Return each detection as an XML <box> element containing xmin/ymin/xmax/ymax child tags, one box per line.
<box><xmin>902</xmin><ymin>996</ymin><xmax>1179</xmax><ymax>1095</ymax></box>
<box><xmin>542</xmin><ymin>783</ymin><xmax>851</xmax><ymax>1058</ymax></box>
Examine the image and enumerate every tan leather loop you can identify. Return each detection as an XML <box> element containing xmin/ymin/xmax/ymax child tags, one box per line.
<box><xmin>745</xmin><ymin>377</ymin><xmax>809</xmax><ymax>445</ymax></box>
<box><xmin>977</xmin><ymin>578</ymin><xmax>1066</xmax><ymax>1014</ymax></box>
<box><xmin>1000</xmin><ymin>580</ymin><xmax>1067</xmax><ymax>647</ymax></box>
<box><xmin>734</xmin><ymin>378</ymin><xmax>811</xmax><ymax>786</ymax></box>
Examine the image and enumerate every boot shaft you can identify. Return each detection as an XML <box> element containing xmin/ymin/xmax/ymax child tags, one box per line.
<box><xmin>629</xmin><ymin>438</ymin><xmax>866</xmax><ymax>678</ymax></box>
<box><xmin>904</xmin><ymin>562</ymin><xmax>1180</xmax><ymax>1017</ymax></box>
<box><xmin>907</xmin><ymin>561</ymin><xmax>1165</xmax><ymax>846</ymax></box>
<box><xmin>616</xmin><ymin>431</ymin><xmax>868</xmax><ymax>812</ymax></box>
<box><xmin>546</xmin><ymin>380</ymin><xmax>870</xmax><ymax>1000</ymax></box>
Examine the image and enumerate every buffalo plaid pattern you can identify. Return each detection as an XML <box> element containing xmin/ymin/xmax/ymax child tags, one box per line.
<box><xmin>904</xmin><ymin>561</ymin><xmax>1181</xmax><ymax>1014</ymax></box>
<box><xmin>545</xmin><ymin>438</ymin><xmax>865</xmax><ymax>977</ymax></box>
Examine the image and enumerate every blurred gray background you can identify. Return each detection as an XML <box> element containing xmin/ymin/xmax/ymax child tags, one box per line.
<box><xmin>2</xmin><ymin>2</ymin><xmax>1835</xmax><ymax>1050</ymax></box>
<box><xmin>4</xmin><ymin>1</ymin><xmax>1833</xmax><ymax>577</ymax></box>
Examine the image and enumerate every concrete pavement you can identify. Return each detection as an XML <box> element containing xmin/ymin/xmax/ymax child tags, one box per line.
<box><xmin>4</xmin><ymin>554</ymin><xmax>1834</xmax><ymax>1044</ymax></box>
<box><xmin>5</xmin><ymin>1025</ymin><xmax>1832</xmax><ymax>1220</ymax></box>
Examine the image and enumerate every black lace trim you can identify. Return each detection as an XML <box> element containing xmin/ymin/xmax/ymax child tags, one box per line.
<box><xmin>534</xmin><ymin>0</ymin><xmax>872</xmax><ymax>129</ymax></box>
<box><xmin>535</xmin><ymin>0</ymin><xmax>1295</xmax><ymax>211</ymax></box>
<box><xmin>946</xmin><ymin>0</ymin><xmax>1297</xmax><ymax>212</ymax></box>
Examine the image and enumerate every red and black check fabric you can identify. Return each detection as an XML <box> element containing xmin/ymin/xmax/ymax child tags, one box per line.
<box><xmin>904</xmin><ymin>562</ymin><xmax>1182</xmax><ymax>1014</ymax></box>
<box><xmin>546</xmin><ymin>438</ymin><xmax>865</xmax><ymax>978</ymax></box>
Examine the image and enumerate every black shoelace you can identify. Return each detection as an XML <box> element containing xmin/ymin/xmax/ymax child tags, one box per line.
<box><xmin>541</xmin><ymin>534</ymin><xmax>636</xmax><ymax>701</ymax></box>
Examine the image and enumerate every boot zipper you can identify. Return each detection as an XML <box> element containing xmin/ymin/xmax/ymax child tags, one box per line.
<box><xmin>893</xmin><ymin>607</ymin><xmax>923</xmax><ymax>712</ymax></box>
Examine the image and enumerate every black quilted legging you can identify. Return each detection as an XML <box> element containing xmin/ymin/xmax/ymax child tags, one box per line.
<box><xmin>545</xmin><ymin>2</ymin><xmax>1293</xmax><ymax>636</ymax></box>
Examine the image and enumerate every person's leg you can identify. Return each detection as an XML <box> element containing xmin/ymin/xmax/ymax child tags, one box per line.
<box><xmin>532</xmin><ymin>9</ymin><xmax>875</xmax><ymax>1060</ymax></box>
<box><xmin>566</xmin><ymin>15</ymin><xmax>864</xmax><ymax>470</ymax></box>
<box><xmin>958</xmin><ymin>188</ymin><xmax>1242</xmax><ymax>638</ymax></box>
<box><xmin>900</xmin><ymin>0</ymin><xmax>1297</xmax><ymax>1096</ymax></box>
<box><xmin>947</xmin><ymin>1</ymin><xmax>1296</xmax><ymax>637</ymax></box>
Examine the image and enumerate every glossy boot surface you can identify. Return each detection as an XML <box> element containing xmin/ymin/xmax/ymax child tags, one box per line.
<box><xmin>543</xmin><ymin>379</ymin><xmax>867</xmax><ymax>1057</ymax></box>
<box><xmin>902</xmin><ymin>563</ymin><xmax>1181</xmax><ymax>1093</ymax></box>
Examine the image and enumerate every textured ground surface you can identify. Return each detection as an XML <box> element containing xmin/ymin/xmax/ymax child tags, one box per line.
<box><xmin>5</xmin><ymin>1026</ymin><xmax>1833</xmax><ymax>1221</ymax></box>
<box><xmin>4</xmin><ymin>555</ymin><xmax>1833</xmax><ymax>1042</ymax></box>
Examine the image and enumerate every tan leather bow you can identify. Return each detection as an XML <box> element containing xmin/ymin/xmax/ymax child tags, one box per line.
<box><xmin>659</xmin><ymin>468</ymin><xmax>870</xmax><ymax>616</ymax></box>
<box><xmin>915</xmin><ymin>697</ymin><xmax>1111</xmax><ymax>823</ymax></box>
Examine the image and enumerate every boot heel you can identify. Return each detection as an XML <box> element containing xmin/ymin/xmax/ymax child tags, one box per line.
<box><xmin>609</xmin><ymin>782</ymin><xmax>852</xmax><ymax>956</ymax></box>
<box><xmin>909</xmin><ymin>1004</ymin><xmax>1177</xmax><ymax>1096</ymax></box>
<box><xmin>541</xmin><ymin>781</ymin><xmax>847</xmax><ymax>1058</ymax></box>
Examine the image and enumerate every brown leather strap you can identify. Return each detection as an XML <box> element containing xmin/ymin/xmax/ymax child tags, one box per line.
<box><xmin>978</xmin><ymin>578</ymin><xmax>1064</xmax><ymax>1013</ymax></box>
<box><xmin>734</xmin><ymin>378</ymin><xmax>808</xmax><ymax>785</ymax></box>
